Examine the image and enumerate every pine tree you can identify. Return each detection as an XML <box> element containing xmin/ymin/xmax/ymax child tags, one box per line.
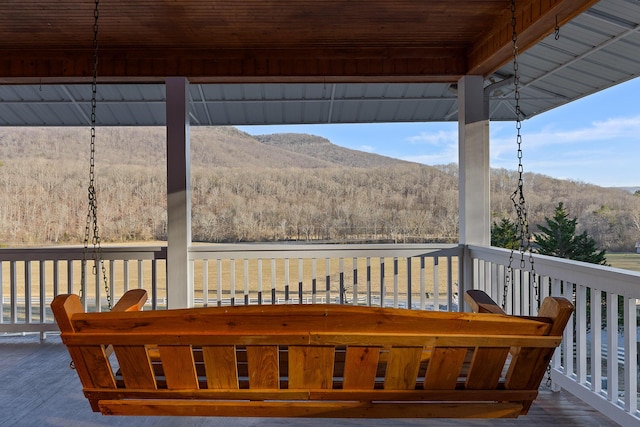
<box><xmin>491</xmin><ymin>218</ymin><xmax>518</xmax><ymax>249</ymax></box>
<box><xmin>535</xmin><ymin>203</ymin><xmax>610</xmax><ymax>332</ymax></box>
<box><xmin>534</xmin><ymin>202</ymin><xmax>607</xmax><ymax>265</ymax></box>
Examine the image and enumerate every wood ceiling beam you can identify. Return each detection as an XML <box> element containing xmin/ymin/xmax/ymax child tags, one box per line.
<box><xmin>467</xmin><ymin>0</ymin><xmax>600</xmax><ymax>77</ymax></box>
<box><xmin>0</xmin><ymin>47</ymin><xmax>467</xmax><ymax>84</ymax></box>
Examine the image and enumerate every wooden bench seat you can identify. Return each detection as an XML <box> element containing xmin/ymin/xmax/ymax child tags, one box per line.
<box><xmin>51</xmin><ymin>289</ymin><xmax>573</xmax><ymax>419</ymax></box>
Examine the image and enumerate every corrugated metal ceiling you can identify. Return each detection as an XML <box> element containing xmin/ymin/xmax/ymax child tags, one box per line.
<box><xmin>0</xmin><ymin>0</ymin><xmax>637</xmax><ymax>127</ymax></box>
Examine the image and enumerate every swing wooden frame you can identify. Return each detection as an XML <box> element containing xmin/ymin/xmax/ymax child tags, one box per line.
<box><xmin>52</xmin><ymin>289</ymin><xmax>573</xmax><ymax>419</ymax></box>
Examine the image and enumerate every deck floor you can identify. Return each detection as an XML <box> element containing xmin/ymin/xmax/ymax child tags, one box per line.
<box><xmin>1</xmin><ymin>334</ymin><xmax>619</xmax><ymax>427</ymax></box>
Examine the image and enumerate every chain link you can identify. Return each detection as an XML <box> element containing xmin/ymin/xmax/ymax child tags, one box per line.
<box><xmin>504</xmin><ymin>0</ymin><xmax>538</xmax><ymax>311</ymax></box>
<box><xmin>82</xmin><ymin>0</ymin><xmax>111</xmax><ymax>310</ymax></box>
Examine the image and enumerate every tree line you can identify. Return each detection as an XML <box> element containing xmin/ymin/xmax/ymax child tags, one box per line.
<box><xmin>2</xmin><ymin>158</ymin><xmax>639</xmax><ymax>250</ymax></box>
<box><xmin>1</xmin><ymin>127</ymin><xmax>639</xmax><ymax>250</ymax></box>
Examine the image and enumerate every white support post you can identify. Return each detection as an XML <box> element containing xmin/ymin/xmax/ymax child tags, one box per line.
<box><xmin>458</xmin><ymin>75</ymin><xmax>490</xmax><ymax>309</ymax></box>
<box><xmin>166</xmin><ymin>77</ymin><xmax>193</xmax><ymax>308</ymax></box>
<box><xmin>458</xmin><ymin>75</ymin><xmax>490</xmax><ymax>245</ymax></box>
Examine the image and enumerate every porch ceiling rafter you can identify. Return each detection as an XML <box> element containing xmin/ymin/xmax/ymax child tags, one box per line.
<box><xmin>468</xmin><ymin>0</ymin><xmax>600</xmax><ymax>76</ymax></box>
<box><xmin>0</xmin><ymin>0</ymin><xmax>599</xmax><ymax>84</ymax></box>
<box><xmin>0</xmin><ymin>47</ymin><xmax>469</xmax><ymax>84</ymax></box>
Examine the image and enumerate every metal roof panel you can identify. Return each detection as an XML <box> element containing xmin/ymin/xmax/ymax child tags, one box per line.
<box><xmin>0</xmin><ymin>1</ymin><xmax>638</xmax><ymax>126</ymax></box>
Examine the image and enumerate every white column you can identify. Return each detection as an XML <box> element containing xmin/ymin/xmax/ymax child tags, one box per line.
<box><xmin>166</xmin><ymin>77</ymin><xmax>193</xmax><ymax>308</ymax></box>
<box><xmin>458</xmin><ymin>75</ymin><xmax>490</xmax><ymax>246</ymax></box>
<box><xmin>458</xmin><ymin>75</ymin><xmax>490</xmax><ymax>310</ymax></box>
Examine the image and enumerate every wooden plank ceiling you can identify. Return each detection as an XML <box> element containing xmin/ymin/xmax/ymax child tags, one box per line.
<box><xmin>0</xmin><ymin>0</ymin><xmax>599</xmax><ymax>84</ymax></box>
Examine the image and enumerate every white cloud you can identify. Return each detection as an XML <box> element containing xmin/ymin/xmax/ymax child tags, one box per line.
<box><xmin>402</xmin><ymin>129</ymin><xmax>459</xmax><ymax>164</ymax></box>
<box><xmin>555</xmin><ymin>115</ymin><xmax>640</xmax><ymax>142</ymax></box>
<box><xmin>358</xmin><ymin>145</ymin><xmax>375</xmax><ymax>153</ymax></box>
<box><xmin>488</xmin><ymin>114</ymin><xmax>640</xmax><ymax>186</ymax></box>
<box><xmin>491</xmin><ymin>114</ymin><xmax>640</xmax><ymax>166</ymax></box>
<box><xmin>384</xmin><ymin>115</ymin><xmax>640</xmax><ymax>185</ymax></box>
<box><xmin>406</xmin><ymin>129</ymin><xmax>458</xmax><ymax>146</ymax></box>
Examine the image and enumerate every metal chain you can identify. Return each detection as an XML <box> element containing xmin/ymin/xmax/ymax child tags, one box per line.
<box><xmin>547</xmin><ymin>16</ymin><xmax>561</xmax><ymax>326</ymax></box>
<box><xmin>82</xmin><ymin>0</ymin><xmax>111</xmax><ymax>310</ymax></box>
<box><xmin>504</xmin><ymin>0</ymin><xmax>538</xmax><ymax>311</ymax></box>
<box><xmin>502</xmin><ymin>0</ymin><xmax>550</xmax><ymax>390</ymax></box>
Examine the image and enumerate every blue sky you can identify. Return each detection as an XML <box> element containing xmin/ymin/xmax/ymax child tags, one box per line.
<box><xmin>238</xmin><ymin>77</ymin><xmax>640</xmax><ymax>188</ymax></box>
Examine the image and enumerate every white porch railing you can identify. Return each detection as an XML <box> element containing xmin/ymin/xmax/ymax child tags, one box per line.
<box><xmin>2</xmin><ymin>242</ymin><xmax>639</xmax><ymax>425</ymax></box>
<box><xmin>468</xmin><ymin>244</ymin><xmax>640</xmax><ymax>426</ymax></box>
<box><xmin>0</xmin><ymin>243</ymin><xmax>461</xmax><ymax>334</ymax></box>
<box><xmin>0</xmin><ymin>246</ymin><xmax>167</xmax><ymax>334</ymax></box>
<box><xmin>188</xmin><ymin>243</ymin><xmax>460</xmax><ymax>309</ymax></box>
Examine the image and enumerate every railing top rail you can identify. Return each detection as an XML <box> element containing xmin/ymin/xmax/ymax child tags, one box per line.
<box><xmin>0</xmin><ymin>243</ymin><xmax>459</xmax><ymax>262</ymax></box>
<box><xmin>0</xmin><ymin>245</ymin><xmax>167</xmax><ymax>261</ymax></box>
<box><xmin>468</xmin><ymin>244</ymin><xmax>640</xmax><ymax>298</ymax></box>
<box><xmin>188</xmin><ymin>243</ymin><xmax>460</xmax><ymax>260</ymax></box>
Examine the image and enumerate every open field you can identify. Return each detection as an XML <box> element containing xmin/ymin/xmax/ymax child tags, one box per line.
<box><xmin>606</xmin><ymin>252</ymin><xmax>640</xmax><ymax>272</ymax></box>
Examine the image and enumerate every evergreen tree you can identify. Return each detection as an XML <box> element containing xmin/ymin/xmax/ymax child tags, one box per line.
<box><xmin>491</xmin><ymin>218</ymin><xmax>518</xmax><ymax>249</ymax></box>
<box><xmin>534</xmin><ymin>202</ymin><xmax>607</xmax><ymax>265</ymax></box>
<box><xmin>535</xmin><ymin>203</ymin><xmax>611</xmax><ymax>332</ymax></box>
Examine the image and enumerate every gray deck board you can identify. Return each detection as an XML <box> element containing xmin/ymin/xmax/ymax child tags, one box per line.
<box><xmin>1</xmin><ymin>334</ymin><xmax>619</xmax><ymax>427</ymax></box>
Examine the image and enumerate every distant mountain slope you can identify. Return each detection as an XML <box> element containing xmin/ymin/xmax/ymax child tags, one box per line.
<box><xmin>1</xmin><ymin>126</ymin><xmax>639</xmax><ymax>250</ymax></box>
<box><xmin>615</xmin><ymin>186</ymin><xmax>640</xmax><ymax>194</ymax></box>
<box><xmin>0</xmin><ymin>127</ymin><xmax>408</xmax><ymax>169</ymax></box>
<box><xmin>191</xmin><ymin>128</ymin><xmax>337</xmax><ymax>168</ymax></box>
<box><xmin>255</xmin><ymin>133</ymin><xmax>410</xmax><ymax>168</ymax></box>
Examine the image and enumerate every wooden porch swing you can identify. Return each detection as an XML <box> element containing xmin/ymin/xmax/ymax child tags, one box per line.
<box><xmin>52</xmin><ymin>289</ymin><xmax>573</xmax><ymax>418</ymax></box>
<box><xmin>51</xmin><ymin>0</ymin><xmax>574</xmax><ymax>419</ymax></box>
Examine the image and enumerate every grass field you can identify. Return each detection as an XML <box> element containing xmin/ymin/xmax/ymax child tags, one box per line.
<box><xmin>606</xmin><ymin>252</ymin><xmax>640</xmax><ymax>272</ymax></box>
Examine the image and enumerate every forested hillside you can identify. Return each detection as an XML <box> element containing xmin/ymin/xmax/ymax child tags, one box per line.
<box><xmin>1</xmin><ymin>126</ymin><xmax>638</xmax><ymax>250</ymax></box>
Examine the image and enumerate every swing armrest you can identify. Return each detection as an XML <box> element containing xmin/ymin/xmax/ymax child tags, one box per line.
<box><xmin>111</xmin><ymin>289</ymin><xmax>148</xmax><ymax>312</ymax></box>
<box><xmin>104</xmin><ymin>289</ymin><xmax>148</xmax><ymax>360</ymax></box>
<box><xmin>464</xmin><ymin>290</ymin><xmax>506</xmax><ymax>314</ymax></box>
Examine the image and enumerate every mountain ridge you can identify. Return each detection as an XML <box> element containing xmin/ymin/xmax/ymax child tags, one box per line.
<box><xmin>254</xmin><ymin>132</ymin><xmax>409</xmax><ymax>168</ymax></box>
<box><xmin>2</xmin><ymin>126</ymin><xmax>635</xmax><ymax>191</ymax></box>
<box><xmin>1</xmin><ymin>126</ymin><xmax>638</xmax><ymax>250</ymax></box>
<box><xmin>0</xmin><ymin>126</ymin><xmax>416</xmax><ymax>170</ymax></box>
